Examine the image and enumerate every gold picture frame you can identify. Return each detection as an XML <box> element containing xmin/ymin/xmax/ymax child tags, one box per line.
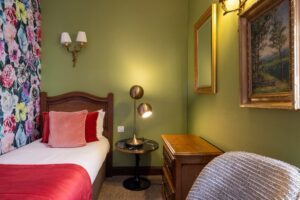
<box><xmin>194</xmin><ymin>4</ymin><xmax>217</xmax><ymax>94</ymax></box>
<box><xmin>239</xmin><ymin>0</ymin><xmax>300</xmax><ymax>109</ymax></box>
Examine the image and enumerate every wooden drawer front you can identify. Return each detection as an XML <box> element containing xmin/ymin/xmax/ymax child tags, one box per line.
<box><xmin>163</xmin><ymin>147</ymin><xmax>175</xmax><ymax>181</ymax></box>
<box><xmin>162</xmin><ymin>166</ymin><xmax>175</xmax><ymax>200</ymax></box>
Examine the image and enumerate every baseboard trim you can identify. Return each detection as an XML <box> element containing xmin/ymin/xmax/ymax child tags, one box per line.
<box><xmin>112</xmin><ymin>166</ymin><xmax>162</xmax><ymax>176</ymax></box>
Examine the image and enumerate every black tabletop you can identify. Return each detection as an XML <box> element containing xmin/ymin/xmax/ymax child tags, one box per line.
<box><xmin>115</xmin><ymin>138</ymin><xmax>159</xmax><ymax>154</ymax></box>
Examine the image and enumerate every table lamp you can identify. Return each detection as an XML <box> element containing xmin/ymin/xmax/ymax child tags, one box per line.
<box><xmin>126</xmin><ymin>85</ymin><xmax>152</xmax><ymax>147</ymax></box>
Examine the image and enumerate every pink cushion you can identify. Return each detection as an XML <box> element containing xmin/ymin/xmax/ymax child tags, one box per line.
<box><xmin>48</xmin><ymin>110</ymin><xmax>88</xmax><ymax>148</ymax></box>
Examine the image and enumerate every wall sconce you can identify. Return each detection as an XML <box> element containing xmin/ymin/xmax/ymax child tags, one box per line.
<box><xmin>220</xmin><ymin>0</ymin><xmax>248</xmax><ymax>15</ymax></box>
<box><xmin>126</xmin><ymin>85</ymin><xmax>153</xmax><ymax>147</ymax></box>
<box><xmin>60</xmin><ymin>31</ymin><xmax>87</xmax><ymax>67</ymax></box>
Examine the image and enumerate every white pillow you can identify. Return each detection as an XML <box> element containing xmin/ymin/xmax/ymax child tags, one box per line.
<box><xmin>97</xmin><ymin>109</ymin><xmax>105</xmax><ymax>138</ymax></box>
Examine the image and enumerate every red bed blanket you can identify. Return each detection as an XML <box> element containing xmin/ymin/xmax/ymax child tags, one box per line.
<box><xmin>0</xmin><ymin>164</ymin><xmax>92</xmax><ymax>200</ymax></box>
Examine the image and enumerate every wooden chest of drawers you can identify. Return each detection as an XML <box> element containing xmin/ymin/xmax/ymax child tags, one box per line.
<box><xmin>161</xmin><ymin>134</ymin><xmax>222</xmax><ymax>200</ymax></box>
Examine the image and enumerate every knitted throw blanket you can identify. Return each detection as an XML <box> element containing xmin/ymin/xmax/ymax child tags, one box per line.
<box><xmin>187</xmin><ymin>152</ymin><xmax>300</xmax><ymax>200</ymax></box>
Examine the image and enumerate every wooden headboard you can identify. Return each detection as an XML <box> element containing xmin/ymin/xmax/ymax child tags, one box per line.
<box><xmin>40</xmin><ymin>91</ymin><xmax>113</xmax><ymax>177</ymax></box>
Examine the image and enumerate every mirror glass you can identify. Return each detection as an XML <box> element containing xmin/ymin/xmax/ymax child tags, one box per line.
<box><xmin>197</xmin><ymin>18</ymin><xmax>212</xmax><ymax>87</ymax></box>
<box><xmin>194</xmin><ymin>4</ymin><xmax>217</xmax><ymax>94</ymax></box>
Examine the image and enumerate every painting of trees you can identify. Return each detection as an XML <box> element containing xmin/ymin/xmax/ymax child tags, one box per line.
<box><xmin>239</xmin><ymin>0</ymin><xmax>296</xmax><ymax>109</ymax></box>
<box><xmin>251</xmin><ymin>13</ymin><xmax>272</xmax><ymax>81</ymax></box>
<box><xmin>250</xmin><ymin>0</ymin><xmax>290</xmax><ymax>94</ymax></box>
<box><xmin>269</xmin><ymin>12</ymin><xmax>287</xmax><ymax>81</ymax></box>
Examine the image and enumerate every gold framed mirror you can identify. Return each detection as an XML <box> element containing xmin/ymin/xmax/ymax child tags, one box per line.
<box><xmin>194</xmin><ymin>4</ymin><xmax>217</xmax><ymax>94</ymax></box>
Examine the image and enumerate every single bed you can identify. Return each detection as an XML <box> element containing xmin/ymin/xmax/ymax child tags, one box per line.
<box><xmin>0</xmin><ymin>91</ymin><xmax>113</xmax><ymax>200</ymax></box>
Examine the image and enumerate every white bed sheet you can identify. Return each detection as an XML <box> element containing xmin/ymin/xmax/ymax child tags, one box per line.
<box><xmin>0</xmin><ymin>136</ymin><xmax>109</xmax><ymax>183</ymax></box>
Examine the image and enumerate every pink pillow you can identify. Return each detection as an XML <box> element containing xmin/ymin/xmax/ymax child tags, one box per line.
<box><xmin>41</xmin><ymin>112</ymin><xmax>99</xmax><ymax>143</ymax></box>
<box><xmin>48</xmin><ymin>110</ymin><xmax>88</xmax><ymax>148</ymax></box>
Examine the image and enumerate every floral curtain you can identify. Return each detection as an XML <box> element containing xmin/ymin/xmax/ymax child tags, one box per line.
<box><xmin>0</xmin><ymin>0</ymin><xmax>41</xmax><ymax>155</ymax></box>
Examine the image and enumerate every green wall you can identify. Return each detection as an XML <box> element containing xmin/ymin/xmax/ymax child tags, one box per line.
<box><xmin>41</xmin><ymin>0</ymin><xmax>188</xmax><ymax>167</ymax></box>
<box><xmin>187</xmin><ymin>0</ymin><xmax>300</xmax><ymax>167</ymax></box>
<box><xmin>42</xmin><ymin>0</ymin><xmax>300</xmax><ymax>169</ymax></box>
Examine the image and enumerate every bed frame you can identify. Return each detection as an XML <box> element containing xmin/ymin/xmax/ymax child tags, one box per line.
<box><xmin>40</xmin><ymin>91</ymin><xmax>113</xmax><ymax>199</ymax></box>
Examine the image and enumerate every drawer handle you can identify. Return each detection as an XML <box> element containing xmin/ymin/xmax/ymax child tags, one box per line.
<box><xmin>163</xmin><ymin>150</ymin><xmax>174</xmax><ymax>162</ymax></box>
<box><xmin>164</xmin><ymin>162</ymin><xmax>169</xmax><ymax>168</ymax></box>
<box><xmin>164</xmin><ymin>157</ymin><xmax>173</xmax><ymax>166</ymax></box>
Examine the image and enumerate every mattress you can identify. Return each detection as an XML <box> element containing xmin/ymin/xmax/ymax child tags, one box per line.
<box><xmin>0</xmin><ymin>136</ymin><xmax>109</xmax><ymax>183</ymax></box>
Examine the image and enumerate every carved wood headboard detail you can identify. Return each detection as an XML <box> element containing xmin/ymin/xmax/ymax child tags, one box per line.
<box><xmin>40</xmin><ymin>91</ymin><xmax>113</xmax><ymax>177</ymax></box>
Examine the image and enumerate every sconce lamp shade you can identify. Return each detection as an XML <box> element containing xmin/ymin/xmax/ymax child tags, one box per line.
<box><xmin>130</xmin><ymin>85</ymin><xmax>144</xmax><ymax>99</ymax></box>
<box><xmin>61</xmin><ymin>32</ymin><xmax>72</xmax><ymax>45</ymax></box>
<box><xmin>76</xmin><ymin>31</ymin><xmax>87</xmax><ymax>43</ymax></box>
<box><xmin>220</xmin><ymin>0</ymin><xmax>248</xmax><ymax>15</ymax></box>
<box><xmin>138</xmin><ymin>103</ymin><xmax>152</xmax><ymax>118</ymax></box>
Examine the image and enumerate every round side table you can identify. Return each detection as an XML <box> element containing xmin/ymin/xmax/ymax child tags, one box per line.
<box><xmin>115</xmin><ymin>138</ymin><xmax>159</xmax><ymax>191</ymax></box>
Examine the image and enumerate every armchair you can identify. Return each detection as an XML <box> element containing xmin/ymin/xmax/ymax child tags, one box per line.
<box><xmin>187</xmin><ymin>152</ymin><xmax>300</xmax><ymax>200</ymax></box>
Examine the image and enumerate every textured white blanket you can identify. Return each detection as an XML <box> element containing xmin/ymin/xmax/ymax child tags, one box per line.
<box><xmin>187</xmin><ymin>152</ymin><xmax>300</xmax><ymax>200</ymax></box>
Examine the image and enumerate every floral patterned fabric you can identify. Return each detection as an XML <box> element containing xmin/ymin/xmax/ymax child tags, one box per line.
<box><xmin>0</xmin><ymin>0</ymin><xmax>41</xmax><ymax>155</ymax></box>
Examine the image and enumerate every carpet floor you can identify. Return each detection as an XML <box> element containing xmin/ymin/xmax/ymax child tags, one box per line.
<box><xmin>98</xmin><ymin>176</ymin><xmax>163</xmax><ymax>200</ymax></box>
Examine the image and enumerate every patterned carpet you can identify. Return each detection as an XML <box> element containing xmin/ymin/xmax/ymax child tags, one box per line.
<box><xmin>98</xmin><ymin>176</ymin><xmax>163</xmax><ymax>200</ymax></box>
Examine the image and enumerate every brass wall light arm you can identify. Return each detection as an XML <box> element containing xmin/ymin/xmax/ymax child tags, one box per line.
<box><xmin>70</xmin><ymin>49</ymin><xmax>79</xmax><ymax>68</ymax></box>
<box><xmin>64</xmin><ymin>43</ymin><xmax>84</xmax><ymax>67</ymax></box>
<box><xmin>221</xmin><ymin>6</ymin><xmax>241</xmax><ymax>15</ymax></box>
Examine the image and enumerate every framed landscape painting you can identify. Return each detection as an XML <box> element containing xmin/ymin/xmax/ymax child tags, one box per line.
<box><xmin>239</xmin><ymin>0</ymin><xmax>300</xmax><ymax>109</ymax></box>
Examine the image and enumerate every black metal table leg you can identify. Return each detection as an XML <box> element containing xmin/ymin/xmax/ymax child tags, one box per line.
<box><xmin>123</xmin><ymin>154</ymin><xmax>151</xmax><ymax>191</ymax></box>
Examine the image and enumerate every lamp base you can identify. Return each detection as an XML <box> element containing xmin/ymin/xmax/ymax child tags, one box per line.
<box><xmin>126</xmin><ymin>135</ymin><xmax>144</xmax><ymax>147</ymax></box>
